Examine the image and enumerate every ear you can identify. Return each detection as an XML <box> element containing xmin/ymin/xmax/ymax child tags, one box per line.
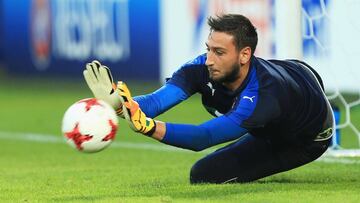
<box><xmin>238</xmin><ymin>46</ymin><xmax>252</xmax><ymax>65</ymax></box>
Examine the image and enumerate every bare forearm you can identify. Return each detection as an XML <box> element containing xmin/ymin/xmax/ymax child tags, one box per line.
<box><xmin>151</xmin><ymin>120</ymin><xmax>166</xmax><ymax>141</ymax></box>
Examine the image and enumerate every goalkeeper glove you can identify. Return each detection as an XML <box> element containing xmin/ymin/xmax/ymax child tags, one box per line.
<box><xmin>117</xmin><ymin>81</ymin><xmax>156</xmax><ymax>136</ymax></box>
<box><xmin>83</xmin><ymin>60</ymin><xmax>124</xmax><ymax>116</ymax></box>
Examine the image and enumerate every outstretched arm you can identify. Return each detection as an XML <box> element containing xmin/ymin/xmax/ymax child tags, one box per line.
<box><xmin>133</xmin><ymin>84</ymin><xmax>189</xmax><ymax>118</ymax></box>
<box><xmin>117</xmin><ymin>81</ymin><xmax>248</xmax><ymax>151</ymax></box>
<box><xmin>152</xmin><ymin>116</ymin><xmax>248</xmax><ymax>151</ymax></box>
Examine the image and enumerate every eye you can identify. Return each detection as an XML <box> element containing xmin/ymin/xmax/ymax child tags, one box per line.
<box><xmin>215</xmin><ymin>50</ymin><xmax>224</xmax><ymax>56</ymax></box>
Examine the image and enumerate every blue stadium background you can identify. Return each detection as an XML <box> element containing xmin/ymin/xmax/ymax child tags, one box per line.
<box><xmin>0</xmin><ymin>0</ymin><xmax>326</xmax><ymax>80</ymax></box>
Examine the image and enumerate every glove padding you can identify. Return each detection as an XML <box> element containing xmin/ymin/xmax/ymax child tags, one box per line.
<box><xmin>83</xmin><ymin>60</ymin><xmax>124</xmax><ymax>116</ymax></box>
<box><xmin>117</xmin><ymin>81</ymin><xmax>156</xmax><ymax>136</ymax></box>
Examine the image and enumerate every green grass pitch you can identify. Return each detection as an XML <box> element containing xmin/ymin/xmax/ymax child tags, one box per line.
<box><xmin>0</xmin><ymin>77</ymin><xmax>359</xmax><ymax>202</ymax></box>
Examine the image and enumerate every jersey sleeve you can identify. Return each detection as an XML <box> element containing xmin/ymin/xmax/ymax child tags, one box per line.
<box><xmin>166</xmin><ymin>54</ymin><xmax>207</xmax><ymax>96</ymax></box>
<box><xmin>161</xmin><ymin>115</ymin><xmax>248</xmax><ymax>151</ymax></box>
<box><xmin>133</xmin><ymin>84</ymin><xmax>189</xmax><ymax>118</ymax></box>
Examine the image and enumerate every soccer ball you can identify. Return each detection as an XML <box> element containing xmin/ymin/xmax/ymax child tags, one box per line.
<box><xmin>61</xmin><ymin>98</ymin><xmax>118</xmax><ymax>153</ymax></box>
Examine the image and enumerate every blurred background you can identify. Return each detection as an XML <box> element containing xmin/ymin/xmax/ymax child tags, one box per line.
<box><xmin>0</xmin><ymin>0</ymin><xmax>359</xmax><ymax>85</ymax></box>
<box><xmin>0</xmin><ymin>0</ymin><xmax>359</xmax><ymax>152</ymax></box>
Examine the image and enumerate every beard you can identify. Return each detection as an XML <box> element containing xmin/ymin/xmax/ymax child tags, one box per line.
<box><xmin>209</xmin><ymin>63</ymin><xmax>240</xmax><ymax>84</ymax></box>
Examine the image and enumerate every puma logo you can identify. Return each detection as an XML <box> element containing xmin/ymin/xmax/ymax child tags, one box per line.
<box><xmin>206</xmin><ymin>82</ymin><xmax>215</xmax><ymax>96</ymax></box>
<box><xmin>243</xmin><ymin>96</ymin><xmax>255</xmax><ymax>103</ymax></box>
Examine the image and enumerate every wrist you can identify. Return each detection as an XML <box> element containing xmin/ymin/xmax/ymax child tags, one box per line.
<box><xmin>150</xmin><ymin>120</ymin><xmax>166</xmax><ymax>141</ymax></box>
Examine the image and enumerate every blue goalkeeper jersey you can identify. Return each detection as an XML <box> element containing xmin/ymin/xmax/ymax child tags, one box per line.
<box><xmin>166</xmin><ymin>54</ymin><xmax>329</xmax><ymax>144</ymax></box>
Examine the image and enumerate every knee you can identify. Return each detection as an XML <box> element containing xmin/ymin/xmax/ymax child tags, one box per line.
<box><xmin>189</xmin><ymin>159</ymin><xmax>209</xmax><ymax>184</ymax></box>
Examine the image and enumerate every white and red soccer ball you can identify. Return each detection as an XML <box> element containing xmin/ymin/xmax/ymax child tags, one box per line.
<box><xmin>61</xmin><ymin>98</ymin><xmax>118</xmax><ymax>153</ymax></box>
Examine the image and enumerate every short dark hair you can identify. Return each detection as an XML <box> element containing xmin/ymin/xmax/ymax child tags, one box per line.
<box><xmin>207</xmin><ymin>14</ymin><xmax>258</xmax><ymax>55</ymax></box>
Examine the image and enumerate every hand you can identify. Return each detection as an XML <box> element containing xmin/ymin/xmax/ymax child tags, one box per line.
<box><xmin>117</xmin><ymin>81</ymin><xmax>156</xmax><ymax>136</ymax></box>
<box><xmin>83</xmin><ymin>60</ymin><xmax>124</xmax><ymax>116</ymax></box>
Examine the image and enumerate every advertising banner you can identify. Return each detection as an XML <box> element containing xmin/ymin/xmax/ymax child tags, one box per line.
<box><xmin>1</xmin><ymin>0</ymin><xmax>160</xmax><ymax>80</ymax></box>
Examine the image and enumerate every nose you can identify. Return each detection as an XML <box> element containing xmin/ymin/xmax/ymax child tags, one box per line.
<box><xmin>205</xmin><ymin>52</ymin><xmax>214</xmax><ymax>66</ymax></box>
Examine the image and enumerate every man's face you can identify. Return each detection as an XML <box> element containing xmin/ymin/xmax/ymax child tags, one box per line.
<box><xmin>205</xmin><ymin>31</ymin><xmax>240</xmax><ymax>83</ymax></box>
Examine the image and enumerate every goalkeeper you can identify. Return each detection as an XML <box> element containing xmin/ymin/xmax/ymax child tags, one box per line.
<box><xmin>83</xmin><ymin>14</ymin><xmax>334</xmax><ymax>184</ymax></box>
